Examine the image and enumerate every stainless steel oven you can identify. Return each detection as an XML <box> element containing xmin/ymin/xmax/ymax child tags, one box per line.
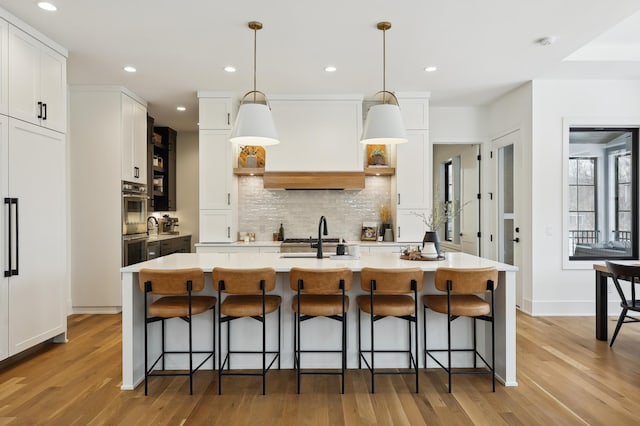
<box><xmin>122</xmin><ymin>181</ymin><xmax>148</xmax><ymax>236</ymax></box>
<box><xmin>123</xmin><ymin>234</ymin><xmax>147</xmax><ymax>266</ymax></box>
<box><xmin>122</xmin><ymin>181</ymin><xmax>148</xmax><ymax>266</ymax></box>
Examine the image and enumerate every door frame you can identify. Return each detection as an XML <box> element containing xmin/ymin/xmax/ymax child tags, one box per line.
<box><xmin>430</xmin><ymin>140</ymin><xmax>483</xmax><ymax>256</ymax></box>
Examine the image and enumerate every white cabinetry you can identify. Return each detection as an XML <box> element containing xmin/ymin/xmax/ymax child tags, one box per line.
<box><xmin>198</xmin><ymin>93</ymin><xmax>236</xmax><ymax>243</ymax></box>
<box><xmin>394</xmin><ymin>94</ymin><xmax>430</xmax><ymax>242</ymax></box>
<box><xmin>1</xmin><ymin>117</ymin><xmax>66</xmax><ymax>360</ymax></box>
<box><xmin>198</xmin><ymin>96</ymin><xmax>232</xmax><ymax>130</ymax></box>
<box><xmin>121</xmin><ymin>93</ymin><xmax>147</xmax><ymax>183</ymax></box>
<box><xmin>0</xmin><ymin>19</ymin><xmax>8</xmax><ymax>115</ymax></box>
<box><xmin>8</xmin><ymin>25</ymin><xmax>66</xmax><ymax>133</ymax></box>
<box><xmin>267</xmin><ymin>95</ymin><xmax>363</xmax><ymax>171</ymax></box>
<box><xmin>69</xmin><ymin>86</ymin><xmax>146</xmax><ymax>311</ymax></box>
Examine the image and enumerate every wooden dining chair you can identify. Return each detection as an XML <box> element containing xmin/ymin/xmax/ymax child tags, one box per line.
<box><xmin>605</xmin><ymin>261</ymin><xmax>640</xmax><ymax>347</ymax></box>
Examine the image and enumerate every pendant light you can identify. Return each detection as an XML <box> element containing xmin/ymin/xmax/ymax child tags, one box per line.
<box><xmin>229</xmin><ymin>21</ymin><xmax>279</xmax><ymax>146</ymax></box>
<box><xmin>361</xmin><ymin>21</ymin><xmax>407</xmax><ymax>145</ymax></box>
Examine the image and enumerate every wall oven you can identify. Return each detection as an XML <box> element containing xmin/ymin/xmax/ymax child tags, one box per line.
<box><xmin>122</xmin><ymin>181</ymin><xmax>148</xmax><ymax>266</ymax></box>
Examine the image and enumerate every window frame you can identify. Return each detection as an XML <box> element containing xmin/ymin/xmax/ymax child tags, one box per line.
<box><xmin>564</xmin><ymin>126</ymin><xmax>638</xmax><ymax>264</ymax></box>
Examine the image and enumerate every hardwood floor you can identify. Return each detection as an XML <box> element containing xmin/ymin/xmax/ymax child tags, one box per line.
<box><xmin>1</xmin><ymin>312</ymin><xmax>639</xmax><ymax>425</ymax></box>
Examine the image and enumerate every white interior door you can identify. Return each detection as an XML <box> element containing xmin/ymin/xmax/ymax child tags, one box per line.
<box><xmin>493</xmin><ymin>131</ymin><xmax>523</xmax><ymax>309</ymax></box>
<box><xmin>460</xmin><ymin>144</ymin><xmax>480</xmax><ymax>255</ymax></box>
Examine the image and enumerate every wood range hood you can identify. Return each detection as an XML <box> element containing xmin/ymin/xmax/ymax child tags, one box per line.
<box><xmin>263</xmin><ymin>171</ymin><xmax>365</xmax><ymax>190</ymax></box>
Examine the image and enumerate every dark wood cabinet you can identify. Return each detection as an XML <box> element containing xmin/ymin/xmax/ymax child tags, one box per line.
<box><xmin>148</xmin><ymin>125</ymin><xmax>177</xmax><ymax>211</ymax></box>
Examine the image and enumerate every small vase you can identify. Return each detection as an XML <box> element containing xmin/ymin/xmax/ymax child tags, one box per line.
<box><xmin>245</xmin><ymin>154</ymin><xmax>257</xmax><ymax>168</ymax></box>
<box><xmin>423</xmin><ymin>231</ymin><xmax>441</xmax><ymax>256</ymax></box>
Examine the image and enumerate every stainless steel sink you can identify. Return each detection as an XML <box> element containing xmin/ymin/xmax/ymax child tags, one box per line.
<box><xmin>279</xmin><ymin>253</ymin><xmax>328</xmax><ymax>258</ymax></box>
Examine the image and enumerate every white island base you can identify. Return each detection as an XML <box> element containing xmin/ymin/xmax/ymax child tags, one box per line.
<box><xmin>121</xmin><ymin>252</ymin><xmax>518</xmax><ymax>390</ymax></box>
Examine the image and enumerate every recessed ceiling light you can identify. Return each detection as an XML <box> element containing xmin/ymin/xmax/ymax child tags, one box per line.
<box><xmin>176</xmin><ymin>106</ymin><xmax>186</xmax><ymax>111</ymax></box>
<box><xmin>123</xmin><ymin>65</ymin><xmax>136</xmax><ymax>73</ymax></box>
<box><xmin>324</xmin><ymin>66</ymin><xmax>337</xmax><ymax>73</ymax></box>
<box><xmin>424</xmin><ymin>66</ymin><xmax>437</xmax><ymax>72</ymax></box>
<box><xmin>37</xmin><ymin>2</ymin><xmax>57</xmax><ymax>11</ymax></box>
<box><xmin>224</xmin><ymin>66</ymin><xmax>236</xmax><ymax>73</ymax></box>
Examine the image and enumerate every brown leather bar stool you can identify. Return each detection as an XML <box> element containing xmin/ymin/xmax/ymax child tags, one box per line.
<box><xmin>139</xmin><ymin>268</ymin><xmax>216</xmax><ymax>395</ymax></box>
<box><xmin>290</xmin><ymin>267</ymin><xmax>352</xmax><ymax>394</ymax></box>
<box><xmin>423</xmin><ymin>266</ymin><xmax>498</xmax><ymax>393</ymax></box>
<box><xmin>212</xmin><ymin>267</ymin><xmax>281</xmax><ymax>395</ymax></box>
<box><xmin>357</xmin><ymin>267</ymin><xmax>423</xmax><ymax>393</ymax></box>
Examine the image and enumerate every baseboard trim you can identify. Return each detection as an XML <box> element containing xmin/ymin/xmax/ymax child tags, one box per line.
<box><xmin>72</xmin><ymin>306</ymin><xmax>122</xmax><ymax>315</ymax></box>
<box><xmin>528</xmin><ymin>300</ymin><xmax>627</xmax><ymax>316</ymax></box>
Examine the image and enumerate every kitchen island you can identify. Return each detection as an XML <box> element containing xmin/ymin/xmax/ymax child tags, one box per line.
<box><xmin>121</xmin><ymin>252</ymin><xmax>518</xmax><ymax>390</ymax></box>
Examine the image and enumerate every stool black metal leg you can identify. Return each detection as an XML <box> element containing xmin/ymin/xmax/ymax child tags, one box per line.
<box><xmin>357</xmin><ymin>308</ymin><xmax>362</xmax><ymax>369</ymax></box>
<box><xmin>278</xmin><ymin>306</ymin><xmax>281</xmax><ymax>370</ymax></box>
<box><xmin>473</xmin><ymin>317</ymin><xmax>477</xmax><ymax>368</ymax></box>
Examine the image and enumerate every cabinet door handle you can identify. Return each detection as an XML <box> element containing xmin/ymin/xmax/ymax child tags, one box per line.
<box><xmin>397</xmin><ymin>194</ymin><xmax>401</xmax><ymax>205</ymax></box>
<box><xmin>134</xmin><ymin>167</ymin><xmax>139</xmax><ymax>178</ymax></box>
<box><xmin>37</xmin><ymin>101</ymin><xmax>43</xmax><ymax>119</ymax></box>
<box><xmin>227</xmin><ymin>227</ymin><xmax>230</xmax><ymax>238</ymax></box>
<box><xmin>397</xmin><ymin>226</ymin><xmax>401</xmax><ymax>239</ymax></box>
<box><xmin>4</xmin><ymin>198</ymin><xmax>18</xmax><ymax>277</ymax></box>
<box><xmin>227</xmin><ymin>193</ymin><xmax>230</xmax><ymax>205</ymax></box>
<box><xmin>227</xmin><ymin>113</ymin><xmax>230</xmax><ymax>126</ymax></box>
<box><xmin>42</xmin><ymin>103</ymin><xmax>47</xmax><ymax>120</ymax></box>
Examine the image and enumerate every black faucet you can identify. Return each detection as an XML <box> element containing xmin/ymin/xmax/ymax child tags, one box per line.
<box><xmin>147</xmin><ymin>216</ymin><xmax>158</xmax><ymax>235</ymax></box>
<box><xmin>316</xmin><ymin>215</ymin><xmax>328</xmax><ymax>259</ymax></box>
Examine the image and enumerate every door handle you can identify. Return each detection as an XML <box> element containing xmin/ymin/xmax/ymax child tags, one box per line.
<box><xmin>42</xmin><ymin>103</ymin><xmax>47</xmax><ymax>120</ymax></box>
<box><xmin>4</xmin><ymin>198</ymin><xmax>18</xmax><ymax>277</ymax></box>
<box><xmin>37</xmin><ymin>101</ymin><xmax>43</xmax><ymax>119</ymax></box>
<box><xmin>513</xmin><ymin>237</ymin><xmax>520</xmax><ymax>243</ymax></box>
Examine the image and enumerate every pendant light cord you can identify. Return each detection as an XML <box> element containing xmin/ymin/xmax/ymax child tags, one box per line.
<box><xmin>253</xmin><ymin>25</ymin><xmax>257</xmax><ymax>103</ymax></box>
<box><xmin>382</xmin><ymin>27</ymin><xmax>386</xmax><ymax>103</ymax></box>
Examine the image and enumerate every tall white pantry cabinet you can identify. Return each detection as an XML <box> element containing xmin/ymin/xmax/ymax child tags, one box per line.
<box><xmin>69</xmin><ymin>87</ymin><xmax>147</xmax><ymax>312</ymax></box>
<box><xmin>0</xmin><ymin>11</ymin><xmax>68</xmax><ymax>361</ymax></box>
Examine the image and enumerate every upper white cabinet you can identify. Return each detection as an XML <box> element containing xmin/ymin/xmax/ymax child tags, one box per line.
<box><xmin>8</xmin><ymin>25</ymin><xmax>66</xmax><ymax>133</ymax></box>
<box><xmin>198</xmin><ymin>95</ymin><xmax>233</xmax><ymax>130</ymax></box>
<box><xmin>267</xmin><ymin>95</ymin><xmax>363</xmax><ymax>171</ymax></box>
<box><xmin>198</xmin><ymin>92</ymin><xmax>234</xmax><ymax>130</ymax></box>
<box><xmin>395</xmin><ymin>132</ymin><xmax>430</xmax><ymax>209</ymax></box>
<box><xmin>199</xmin><ymin>130</ymin><xmax>233</xmax><ymax>210</ymax></box>
<box><xmin>0</xmin><ymin>19</ymin><xmax>8</xmax><ymax>115</ymax></box>
<box><xmin>121</xmin><ymin>93</ymin><xmax>147</xmax><ymax>183</ymax></box>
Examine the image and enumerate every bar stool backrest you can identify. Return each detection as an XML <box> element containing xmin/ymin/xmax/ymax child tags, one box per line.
<box><xmin>289</xmin><ymin>267</ymin><xmax>353</xmax><ymax>293</ymax></box>
<box><xmin>434</xmin><ymin>267</ymin><xmax>498</xmax><ymax>294</ymax></box>
<box><xmin>212</xmin><ymin>267</ymin><xmax>276</xmax><ymax>294</ymax></box>
<box><xmin>139</xmin><ymin>268</ymin><xmax>205</xmax><ymax>294</ymax></box>
<box><xmin>360</xmin><ymin>267</ymin><xmax>424</xmax><ymax>294</ymax></box>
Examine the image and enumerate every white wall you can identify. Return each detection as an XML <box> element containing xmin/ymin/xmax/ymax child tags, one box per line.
<box><xmin>488</xmin><ymin>83</ymin><xmax>533</xmax><ymax>312</ymax></box>
<box><xmin>530</xmin><ymin>79</ymin><xmax>640</xmax><ymax>315</ymax></box>
<box><xmin>176</xmin><ymin>131</ymin><xmax>199</xmax><ymax>250</ymax></box>
<box><xmin>430</xmin><ymin>107</ymin><xmax>488</xmax><ymax>142</ymax></box>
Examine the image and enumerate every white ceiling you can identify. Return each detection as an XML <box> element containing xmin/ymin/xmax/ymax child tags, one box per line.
<box><xmin>1</xmin><ymin>0</ymin><xmax>639</xmax><ymax>132</ymax></box>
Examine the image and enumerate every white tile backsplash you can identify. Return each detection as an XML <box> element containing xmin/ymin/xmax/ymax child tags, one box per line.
<box><xmin>238</xmin><ymin>176</ymin><xmax>392</xmax><ymax>241</ymax></box>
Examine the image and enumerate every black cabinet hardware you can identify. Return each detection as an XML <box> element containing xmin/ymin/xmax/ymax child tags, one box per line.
<box><xmin>37</xmin><ymin>101</ymin><xmax>42</xmax><ymax>119</ymax></box>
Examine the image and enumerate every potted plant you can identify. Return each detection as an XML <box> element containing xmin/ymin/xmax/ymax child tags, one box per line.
<box><xmin>412</xmin><ymin>200</ymin><xmax>469</xmax><ymax>255</ymax></box>
<box><xmin>370</xmin><ymin>148</ymin><xmax>386</xmax><ymax>165</ymax></box>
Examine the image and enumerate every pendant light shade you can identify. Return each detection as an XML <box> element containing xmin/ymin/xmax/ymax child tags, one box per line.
<box><xmin>229</xmin><ymin>94</ymin><xmax>279</xmax><ymax>146</ymax></box>
<box><xmin>229</xmin><ymin>21</ymin><xmax>279</xmax><ymax>146</ymax></box>
<box><xmin>361</xmin><ymin>22</ymin><xmax>407</xmax><ymax>145</ymax></box>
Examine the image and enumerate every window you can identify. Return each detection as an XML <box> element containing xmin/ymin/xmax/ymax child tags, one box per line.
<box><xmin>444</xmin><ymin>160</ymin><xmax>454</xmax><ymax>241</ymax></box>
<box><xmin>568</xmin><ymin>128</ymin><xmax>638</xmax><ymax>260</ymax></box>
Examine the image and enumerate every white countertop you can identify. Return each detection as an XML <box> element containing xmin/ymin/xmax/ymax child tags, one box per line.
<box><xmin>146</xmin><ymin>233</ymin><xmax>191</xmax><ymax>242</ymax></box>
<box><xmin>121</xmin><ymin>251</ymin><xmax>517</xmax><ymax>273</ymax></box>
<box><xmin>194</xmin><ymin>240</ymin><xmax>420</xmax><ymax>247</ymax></box>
